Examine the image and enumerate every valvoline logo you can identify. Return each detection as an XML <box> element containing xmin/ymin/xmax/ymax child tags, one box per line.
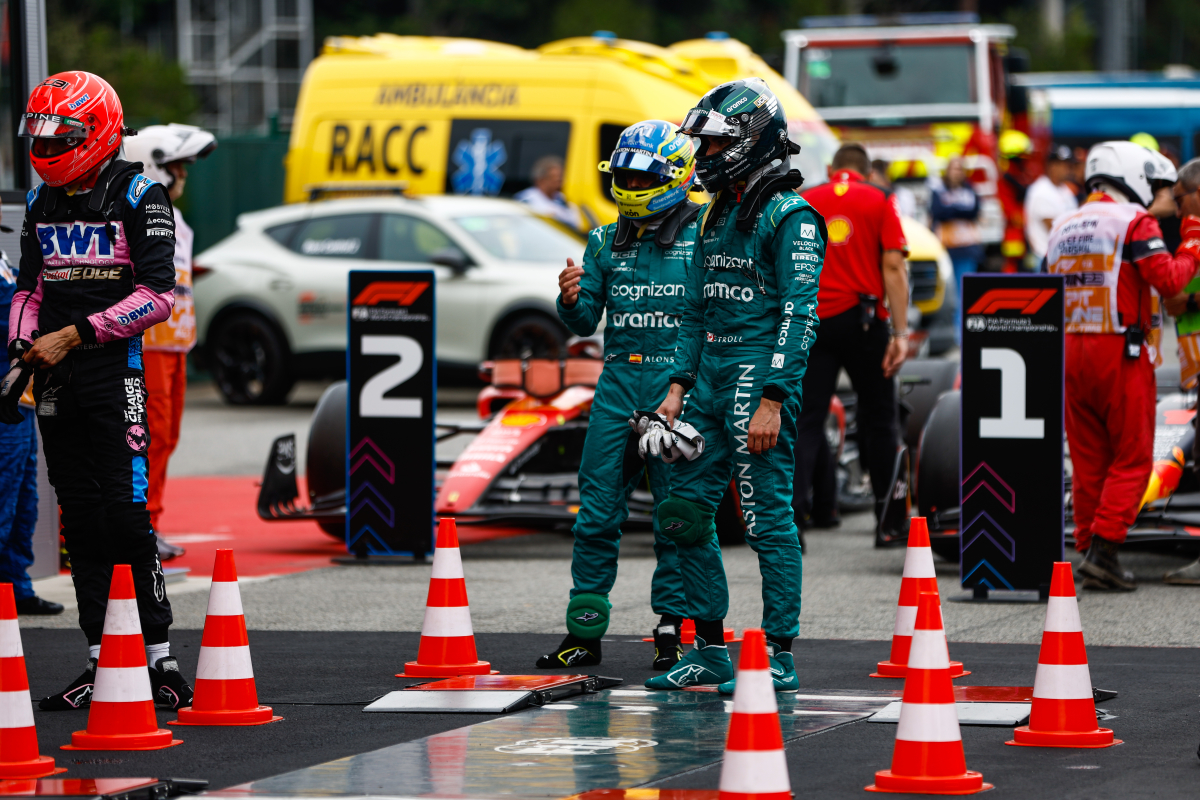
<box><xmin>37</xmin><ymin>222</ymin><xmax>123</xmax><ymax>265</ymax></box>
<box><xmin>116</xmin><ymin>301</ymin><xmax>154</xmax><ymax>326</ymax></box>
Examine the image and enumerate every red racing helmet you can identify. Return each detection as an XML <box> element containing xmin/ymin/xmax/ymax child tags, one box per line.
<box><xmin>19</xmin><ymin>71</ymin><xmax>125</xmax><ymax>187</ymax></box>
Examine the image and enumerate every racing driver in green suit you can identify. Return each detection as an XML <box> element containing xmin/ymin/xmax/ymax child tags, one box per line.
<box><xmin>536</xmin><ymin>120</ymin><xmax>703</xmax><ymax>671</ymax></box>
<box><xmin>643</xmin><ymin>79</ymin><xmax>827</xmax><ymax>693</ymax></box>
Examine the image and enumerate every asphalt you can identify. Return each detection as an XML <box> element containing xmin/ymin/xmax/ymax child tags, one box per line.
<box><xmin>16</xmin><ymin>629</ymin><xmax>1200</xmax><ymax>797</ymax></box>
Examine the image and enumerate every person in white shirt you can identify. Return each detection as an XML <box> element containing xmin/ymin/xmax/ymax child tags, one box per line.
<box><xmin>1025</xmin><ymin>145</ymin><xmax>1079</xmax><ymax>263</ymax></box>
<box><xmin>514</xmin><ymin>155</ymin><xmax>584</xmax><ymax>232</ymax></box>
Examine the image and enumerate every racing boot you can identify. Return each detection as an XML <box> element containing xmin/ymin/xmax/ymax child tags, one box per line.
<box><xmin>1163</xmin><ymin>557</ymin><xmax>1200</xmax><ymax>585</ymax></box>
<box><xmin>15</xmin><ymin>595</ymin><xmax>64</xmax><ymax>615</ymax></box>
<box><xmin>718</xmin><ymin>644</ymin><xmax>800</xmax><ymax>694</ymax></box>
<box><xmin>38</xmin><ymin>657</ymin><xmax>96</xmax><ymax>711</ymax></box>
<box><xmin>149</xmin><ymin>656</ymin><xmax>194</xmax><ymax>710</ymax></box>
<box><xmin>157</xmin><ymin>537</ymin><xmax>186</xmax><ymax>561</ymax></box>
<box><xmin>645</xmin><ymin>636</ymin><xmax>733</xmax><ymax>690</ymax></box>
<box><xmin>651</xmin><ymin>621</ymin><xmax>683</xmax><ymax>671</ymax></box>
<box><xmin>1078</xmin><ymin>538</ymin><xmax>1136</xmax><ymax>591</ymax></box>
<box><xmin>536</xmin><ymin>634</ymin><xmax>602</xmax><ymax>668</ymax></box>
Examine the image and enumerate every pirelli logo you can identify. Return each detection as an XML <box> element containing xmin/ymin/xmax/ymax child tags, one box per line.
<box><xmin>967</xmin><ymin>288</ymin><xmax>1057</xmax><ymax>315</ymax></box>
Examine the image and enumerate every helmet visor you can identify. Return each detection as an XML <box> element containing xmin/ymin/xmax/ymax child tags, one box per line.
<box><xmin>609</xmin><ymin>148</ymin><xmax>677</xmax><ymax>179</ymax></box>
<box><xmin>18</xmin><ymin>112</ymin><xmax>86</xmax><ymax>139</ymax></box>
<box><xmin>679</xmin><ymin>108</ymin><xmax>739</xmax><ymax>139</ymax></box>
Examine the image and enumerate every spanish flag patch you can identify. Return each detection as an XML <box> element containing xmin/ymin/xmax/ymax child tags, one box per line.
<box><xmin>629</xmin><ymin>353</ymin><xmax>643</xmax><ymax>364</ymax></box>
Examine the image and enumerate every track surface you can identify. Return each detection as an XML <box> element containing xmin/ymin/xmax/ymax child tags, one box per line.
<box><xmin>18</xmin><ymin>630</ymin><xmax>1199</xmax><ymax>797</ymax></box>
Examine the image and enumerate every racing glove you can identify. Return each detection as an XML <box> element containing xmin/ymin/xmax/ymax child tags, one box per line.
<box><xmin>631</xmin><ymin>410</ymin><xmax>675</xmax><ymax>459</ymax></box>
<box><xmin>0</xmin><ymin>358</ymin><xmax>32</xmax><ymax>425</ymax></box>
<box><xmin>628</xmin><ymin>410</ymin><xmax>707</xmax><ymax>462</ymax></box>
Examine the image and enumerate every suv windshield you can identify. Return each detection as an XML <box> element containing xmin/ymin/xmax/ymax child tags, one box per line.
<box><xmin>804</xmin><ymin>44</ymin><xmax>975</xmax><ymax>108</ymax></box>
<box><xmin>451</xmin><ymin>213</ymin><xmax>582</xmax><ymax>262</ymax></box>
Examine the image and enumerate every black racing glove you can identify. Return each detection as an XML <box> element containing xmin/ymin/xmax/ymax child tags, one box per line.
<box><xmin>0</xmin><ymin>357</ymin><xmax>32</xmax><ymax>424</ymax></box>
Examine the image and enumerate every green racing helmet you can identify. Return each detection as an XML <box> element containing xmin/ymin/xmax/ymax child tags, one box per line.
<box><xmin>679</xmin><ymin>78</ymin><xmax>793</xmax><ymax>193</ymax></box>
<box><xmin>598</xmin><ymin>119</ymin><xmax>696</xmax><ymax>220</ymax></box>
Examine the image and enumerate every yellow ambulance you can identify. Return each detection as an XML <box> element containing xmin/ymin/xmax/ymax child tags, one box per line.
<box><xmin>283</xmin><ymin>32</ymin><xmax>841</xmax><ymax>223</ymax></box>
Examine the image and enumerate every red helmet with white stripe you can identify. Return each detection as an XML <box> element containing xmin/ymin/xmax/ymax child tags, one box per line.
<box><xmin>19</xmin><ymin>71</ymin><xmax>125</xmax><ymax>187</ymax></box>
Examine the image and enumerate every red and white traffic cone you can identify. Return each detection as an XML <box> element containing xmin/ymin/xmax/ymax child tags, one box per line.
<box><xmin>0</xmin><ymin>583</ymin><xmax>66</xmax><ymax>778</ymax></box>
<box><xmin>1007</xmin><ymin>562</ymin><xmax>1119</xmax><ymax>748</ymax></box>
<box><xmin>63</xmin><ymin>565</ymin><xmax>182</xmax><ymax>751</ymax></box>
<box><xmin>719</xmin><ymin>629</ymin><xmax>790</xmax><ymax>800</ymax></box>
<box><xmin>172</xmin><ymin>550</ymin><xmax>280</xmax><ymax>726</ymax></box>
<box><xmin>873</xmin><ymin>517</ymin><xmax>967</xmax><ymax>679</ymax></box>
<box><xmin>401</xmin><ymin>518</ymin><xmax>492</xmax><ymax>677</ymax></box>
<box><xmin>867</xmin><ymin>592</ymin><xmax>991</xmax><ymax>795</ymax></box>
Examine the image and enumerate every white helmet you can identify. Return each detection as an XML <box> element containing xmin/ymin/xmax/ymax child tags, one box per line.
<box><xmin>123</xmin><ymin>123</ymin><xmax>217</xmax><ymax>189</ymax></box>
<box><xmin>1084</xmin><ymin>140</ymin><xmax>1177</xmax><ymax>207</ymax></box>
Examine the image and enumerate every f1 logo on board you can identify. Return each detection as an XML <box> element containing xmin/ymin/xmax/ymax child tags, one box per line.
<box><xmin>967</xmin><ymin>288</ymin><xmax>1057</xmax><ymax>315</ymax></box>
<box><xmin>352</xmin><ymin>282</ymin><xmax>429</xmax><ymax>306</ymax></box>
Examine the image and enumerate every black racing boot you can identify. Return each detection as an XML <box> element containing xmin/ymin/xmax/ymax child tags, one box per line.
<box><xmin>15</xmin><ymin>595</ymin><xmax>64</xmax><ymax>615</ymax></box>
<box><xmin>1078</xmin><ymin>539</ymin><xmax>1136</xmax><ymax>591</ymax></box>
<box><xmin>652</xmin><ymin>622</ymin><xmax>683</xmax><ymax>671</ymax></box>
<box><xmin>149</xmin><ymin>656</ymin><xmax>194</xmax><ymax>709</ymax></box>
<box><xmin>536</xmin><ymin>634</ymin><xmax>601</xmax><ymax>668</ymax></box>
<box><xmin>39</xmin><ymin>658</ymin><xmax>96</xmax><ymax>710</ymax></box>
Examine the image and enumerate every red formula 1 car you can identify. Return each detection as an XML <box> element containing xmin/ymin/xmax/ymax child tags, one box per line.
<box><xmin>256</xmin><ymin>340</ymin><xmax>758</xmax><ymax>543</ymax></box>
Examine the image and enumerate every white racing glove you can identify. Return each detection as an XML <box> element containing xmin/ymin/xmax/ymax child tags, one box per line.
<box><xmin>628</xmin><ymin>410</ymin><xmax>706</xmax><ymax>462</ymax></box>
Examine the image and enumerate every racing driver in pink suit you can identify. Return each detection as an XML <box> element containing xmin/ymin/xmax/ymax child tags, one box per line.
<box><xmin>0</xmin><ymin>71</ymin><xmax>193</xmax><ymax>710</ymax></box>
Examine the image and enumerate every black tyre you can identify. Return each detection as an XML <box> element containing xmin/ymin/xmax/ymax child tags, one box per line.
<box><xmin>306</xmin><ymin>382</ymin><xmax>347</xmax><ymax>500</ymax></box>
<box><xmin>491</xmin><ymin>313</ymin><xmax>568</xmax><ymax>360</ymax></box>
<box><xmin>209</xmin><ymin>311</ymin><xmax>295</xmax><ymax>405</ymax></box>
<box><xmin>917</xmin><ymin>390</ymin><xmax>961</xmax><ymax>561</ymax></box>
<box><xmin>899</xmin><ymin>358</ymin><xmax>958</xmax><ymax>453</ymax></box>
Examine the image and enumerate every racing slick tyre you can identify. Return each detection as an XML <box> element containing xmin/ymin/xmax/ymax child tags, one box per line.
<box><xmin>916</xmin><ymin>390</ymin><xmax>961</xmax><ymax>562</ymax></box>
<box><xmin>210</xmin><ymin>310</ymin><xmax>295</xmax><ymax>405</ymax></box>
<box><xmin>899</xmin><ymin>358</ymin><xmax>959</xmax><ymax>453</ymax></box>
<box><xmin>307</xmin><ymin>383</ymin><xmax>348</xmax><ymax>541</ymax></box>
<box><xmin>491</xmin><ymin>313</ymin><xmax>568</xmax><ymax>360</ymax></box>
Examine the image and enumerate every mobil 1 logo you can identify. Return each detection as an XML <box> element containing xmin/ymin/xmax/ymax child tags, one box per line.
<box><xmin>960</xmin><ymin>274</ymin><xmax>1064</xmax><ymax>593</ymax></box>
<box><xmin>347</xmin><ymin>270</ymin><xmax>436</xmax><ymax>557</ymax></box>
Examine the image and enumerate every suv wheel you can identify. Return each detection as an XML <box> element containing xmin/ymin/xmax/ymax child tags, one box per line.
<box><xmin>491</xmin><ymin>313</ymin><xmax>567</xmax><ymax>359</ymax></box>
<box><xmin>209</xmin><ymin>311</ymin><xmax>295</xmax><ymax>405</ymax></box>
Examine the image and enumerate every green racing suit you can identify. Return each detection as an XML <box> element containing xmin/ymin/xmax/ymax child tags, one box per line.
<box><xmin>666</xmin><ymin>180</ymin><xmax>826</xmax><ymax>640</ymax></box>
<box><xmin>556</xmin><ymin>213</ymin><xmax>702</xmax><ymax>621</ymax></box>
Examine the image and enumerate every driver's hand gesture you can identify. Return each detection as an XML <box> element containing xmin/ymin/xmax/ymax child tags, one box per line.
<box><xmin>558</xmin><ymin>258</ymin><xmax>584</xmax><ymax>306</ymax></box>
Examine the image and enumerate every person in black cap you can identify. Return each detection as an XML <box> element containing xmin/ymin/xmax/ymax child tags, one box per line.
<box><xmin>1025</xmin><ymin>144</ymin><xmax>1079</xmax><ymax>265</ymax></box>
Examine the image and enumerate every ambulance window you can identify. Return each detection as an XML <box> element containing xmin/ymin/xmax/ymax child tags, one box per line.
<box><xmin>291</xmin><ymin>214</ymin><xmax>375</xmax><ymax>259</ymax></box>
<box><xmin>380</xmin><ymin>214</ymin><xmax>467</xmax><ymax>264</ymax></box>
<box><xmin>598</xmin><ymin>124</ymin><xmax>625</xmax><ymax>199</ymax></box>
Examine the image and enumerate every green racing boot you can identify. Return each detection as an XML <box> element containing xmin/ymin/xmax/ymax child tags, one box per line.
<box><xmin>718</xmin><ymin>646</ymin><xmax>799</xmax><ymax>694</ymax></box>
<box><xmin>645</xmin><ymin>636</ymin><xmax>733</xmax><ymax>689</ymax></box>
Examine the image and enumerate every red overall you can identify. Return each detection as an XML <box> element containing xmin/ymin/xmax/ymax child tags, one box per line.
<box><xmin>1049</xmin><ymin>195</ymin><xmax>1197</xmax><ymax>550</ymax></box>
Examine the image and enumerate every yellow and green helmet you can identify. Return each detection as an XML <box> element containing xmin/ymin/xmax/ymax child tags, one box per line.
<box><xmin>599</xmin><ymin>119</ymin><xmax>696</xmax><ymax>220</ymax></box>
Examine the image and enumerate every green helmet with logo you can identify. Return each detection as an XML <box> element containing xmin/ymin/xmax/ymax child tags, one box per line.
<box><xmin>679</xmin><ymin>77</ymin><xmax>793</xmax><ymax>194</ymax></box>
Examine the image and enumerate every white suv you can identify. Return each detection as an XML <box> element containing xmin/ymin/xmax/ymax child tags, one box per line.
<box><xmin>193</xmin><ymin>195</ymin><xmax>583</xmax><ymax>404</ymax></box>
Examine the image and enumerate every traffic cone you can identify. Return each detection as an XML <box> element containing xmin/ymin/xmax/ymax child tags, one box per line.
<box><xmin>1007</xmin><ymin>562</ymin><xmax>1119</xmax><ymax>748</ymax></box>
<box><xmin>719</xmin><ymin>629</ymin><xmax>790</xmax><ymax>800</ymax></box>
<box><xmin>62</xmin><ymin>565</ymin><xmax>182</xmax><ymax>751</ymax></box>
<box><xmin>0</xmin><ymin>584</ymin><xmax>66</xmax><ymax>778</ymax></box>
<box><xmin>172</xmin><ymin>550</ymin><xmax>281</xmax><ymax>726</ymax></box>
<box><xmin>866</xmin><ymin>592</ymin><xmax>991</xmax><ymax>795</ymax></box>
<box><xmin>872</xmin><ymin>517</ymin><xmax>968</xmax><ymax>679</ymax></box>
<box><xmin>401</xmin><ymin>518</ymin><xmax>491</xmax><ymax>677</ymax></box>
